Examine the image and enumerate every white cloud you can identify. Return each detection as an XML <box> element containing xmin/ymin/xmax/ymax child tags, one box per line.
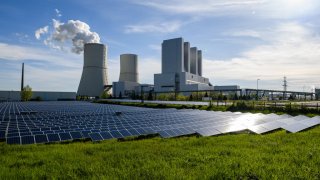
<box><xmin>133</xmin><ymin>0</ymin><xmax>320</xmax><ymax>19</ymax></box>
<box><xmin>134</xmin><ymin>0</ymin><xmax>262</xmax><ymax>14</ymax></box>
<box><xmin>35</xmin><ymin>26</ymin><xmax>48</xmax><ymax>40</ymax></box>
<box><xmin>0</xmin><ymin>42</ymin><xmax>81</xmax><ymax>68</ymax></box>
<box><xmin>225</xmin><ymin>30</ymin><xmax>261</xmax><ymax>38</ymax></box>
<box><xmin>203</xmin><ymin>22</ymin><xmax>320</xmax><ymax>91</ymax></box>
<box><xmin>125</xmin><ymin>21</ymin><xmax>183</xmax><ymax>33</ymax></box>
<box><xmin>36</xmin><ymin>19</ymin><xmax>100</xmax><ymax>54</ymax></box>
<box><xmin>55</xmin><ymin>8</ymin><xmax>62</xmax><ymax>17</ymax></box>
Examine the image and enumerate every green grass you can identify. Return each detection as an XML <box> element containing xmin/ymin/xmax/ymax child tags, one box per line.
<box><xmin>1</xmin><ymin>128</ymin><xmax>320</xmax><ymax>179</ymax></box>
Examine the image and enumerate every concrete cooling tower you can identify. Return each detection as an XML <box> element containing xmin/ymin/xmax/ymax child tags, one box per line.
<box><xmin>119</xmin><ymin>54</ymin><xmax>138</xmax><ymax>83</ymax></box>
<box><xmin>77</xmin><ymin>43</ymin><xmax>108</xmax><ymax>97</ymax></box>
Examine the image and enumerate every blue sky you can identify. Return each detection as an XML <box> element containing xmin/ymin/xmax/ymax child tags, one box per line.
<box><xmin>0</xmin><ymin>0</ymin><xmax>320</xmax><ymax>92</ymax></box>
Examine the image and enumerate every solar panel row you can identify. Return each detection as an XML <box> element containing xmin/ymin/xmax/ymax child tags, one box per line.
<box><xmin>0</xmin><ymin>101</ymin><xmax>319</xmax><ymax>145</ymax></box>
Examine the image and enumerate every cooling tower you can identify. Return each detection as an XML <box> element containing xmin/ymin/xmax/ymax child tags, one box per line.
<box><xmin>119</xmin><ymin>54</ymin><xmax>138</xmax><ymax>83</ymax></box>
<box><xmin>77</xmin><ymin>43</ymin><xmax>108</xmax><ymax>97</ymax></box>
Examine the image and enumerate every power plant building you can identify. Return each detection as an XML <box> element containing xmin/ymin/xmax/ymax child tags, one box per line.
<box><xmin>154</xmin><ymin>37</ymin><xmax>213</xmax><ymax>92</ymax></box>
<box><xmin>77</xmin><ymin>43</ymin><xmax>108</xmax><ymax>97</ymax></box>
<box><xmin>113</xmin><ymin>54</ymin><xmax>140</xmax><ymax>98</ymax></box>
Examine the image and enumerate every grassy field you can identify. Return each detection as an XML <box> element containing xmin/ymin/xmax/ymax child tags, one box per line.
<box><xmin>1</xmin><ymin>128</ymin><xmax>320</xmax><ymax>179</ymax></box>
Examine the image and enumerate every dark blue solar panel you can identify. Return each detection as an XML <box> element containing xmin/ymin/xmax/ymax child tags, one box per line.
<box><xmin>20</xmin><ymin>132</ymin><xmax>32</xmax><ymax>136</ymax></box>
<box><xmin>110</xmin><ymin>130</ymin><xmax>124</xmax><ymax>139</ymax></box>
<box><xmin>35</xmin><ymin>134</ymin><xmax>48</xmax><ymax>144</ymax></box>
<box><xmin>89</xmin><ymin>133</ymin><xmax>103</xmax><ymax>141</ymax></box>
<box><xmin>70</xmin><ymin>131</ymin><xmax>83</xmax><ymax>139</ymax></box>
<box><xmin>32</xmin><ymin>131</ymin><xmax>44</xmax><ymax>135</ymax></box>
<box><xmin>100</xmin><ymin>132</ymin><xmax>113</xmax><ymax>140</ymax></box>
<box><xmin>21</xmin><ymin>135</ymin><xmax>35</xmax><ymax>145</ymax></box>
<box><xmin>1</xmin><ymin>101</ymin><xmax>316</xmax><ymax>145</ymax></box>
<box><xmin>81</xmin><ymin>131</ymin><xmax>91</xmax><ymax>138</ymax></box>
<box><xmin>59</xmin><ymin>132</ymin><xmax>72</xmax><ymax>141</ymax></box>
<box><xmin>135</xmin><ymin>128</ymin><xmax>147</xmax><ymax>135</ymax></box>
<box><xmin>0</xmin><ymin>131</ymin><xmax>5</xmax><ymax>139</ymax></box>
<box><xmin>118</xmin><ymin>129</ymin><xmax>132</xmax><ymax>137</ymax></box>
<box><xmin>159</xmin><ymin>131</ymin><xmax>171</xmax><ymax>138</ymax></box>
<box><xmin>6</xmin><ymin>137</ymin><xmax>21</xmax><ymax>145</ymax></box>
<box><xmin>127</xmin><ymin>129</ymin><xmax>140</xmax><ymax>136</ymax></box>
<box><xmin>47</xmin><ymin>134</ymin><xmax>60</xmax><ymax>142</ymax></box>
<box><xmin>7</xmin><ymin>133</ymin><xmax>20</xmax><ymax>138</ymax></box>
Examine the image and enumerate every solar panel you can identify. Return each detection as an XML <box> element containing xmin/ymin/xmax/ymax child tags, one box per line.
<box><xmin>70</xmin><ymin>131</ymin><xmax>83</xmax><ymax>139</ymax></box>
<box><xmin>21</xmin><ymin>135</ymin><xmax>35</xmax><ymax>145</ymax></box>
<box><xmin>100</xmin><ymin>132</ymin><xmax>113</xmax><ymax>140</ymax></box>
<box><xmin>110</xmin><ymin>130</ymin><xmax>124</xmax><ymax>139</ymax></box>
<box><xmin>1</xmin><ymin>101</ymin><xmax>319</xmax><ymax>145</ymax></box>
<box><xmin>59</xmin><ymin>132</ymin><xmax>72</xmax><ymax>141</ymax></box>
<box><xmin>248</xmin><ymin>125</ymin><xmax>269</xmax><ymax>134</ymax></box>
<box><xmin>0</xmin><ymin>131</ymin><xmax>5</xmax><ymax>139</ymax></box>
<box><xmin>281</xmin><ymin>123</ymin><xmax>310</xmax><ymax>133</ymax></box>
<box><xmin>81</xmin><ymin>131</ymin><xmax>92</xmax><ymax>138</ymax></box>
<box><xmin>89</xmin><ymin>133</ymin><xmax>103</xmax><ymax>141</ymax></box>
<box><xmin>6</xmin><ymin>137</ymin><xmax>21</xmax><ymax>145</ymax></box>
<box><xmin>196</xmin><ymin>128</ymin><xmax>221</xmax><ymax>136</ymax></box>
<box><xmin>118</xmin><ymin>129</ymin><xmax>132</xmax><ymax>137</ymax></box>
<box><xmin>127</xmin><ymin>129</ymin><xmax>140</xmax><ymax>136</ymax></box>
<box><xmin>35</xmin><ymin>134</ymin><xmax>48</xmax><ymax>144</ymax></box>
<box><xmin>158</xmin><ymin>130</ymin><xmax>171</xmax><ymax>138</ymax></box>
<box><xmin>300</xmin><ymin>117</ymin><xmax>320</xmax><ymax>127</ymax></box>
<box><xmin>47</xmin><ymin>133</ymin><xmax>60</xmax><ymax>142</ymax></box>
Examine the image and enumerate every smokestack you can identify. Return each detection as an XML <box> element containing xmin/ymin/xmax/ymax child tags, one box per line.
<box><xmin>21</xmin><ymin>63</ymin><xmax>24</xmax><ymax>91</ymax></box>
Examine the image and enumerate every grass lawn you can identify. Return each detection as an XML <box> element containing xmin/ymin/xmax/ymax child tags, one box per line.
<box><xmin>1</xmin><ymin>128</ymin><xmax>320</xmax><ymax>179</ymax></box>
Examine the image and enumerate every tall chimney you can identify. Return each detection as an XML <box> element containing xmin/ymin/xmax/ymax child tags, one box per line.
<box><xmin>21</xmin><ymin>63</ymin><xmax>24</xmax><ymax>91</ymax></box>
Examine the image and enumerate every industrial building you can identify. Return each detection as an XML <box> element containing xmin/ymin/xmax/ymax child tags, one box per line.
<box><xmin>77</xmin><ymin>43</ymin><xmax>109</xmax><ymax>97</ymax></box>
<box><xmin>111</xmin><ymin>38</ymin><xmax>241</xmax><ymax>98</ymax></box>
<box><xmin>316</xmin><ymin>88</ymin><xmax>320</xmax><ymax>100</ymax></box>
<box><xmin>0</xmin><ymin>91</ymin><xmax>76</xmax><ymax>101</ymax></box>
<box><xmin>113</xmin><ymin>54</ymin><xmax>141</xmax><ymax>98</ymax></box>
<box><xmin>154</xmin><ymin>37</ymin><xmax>213</xmax><ymax>92</ymax></box>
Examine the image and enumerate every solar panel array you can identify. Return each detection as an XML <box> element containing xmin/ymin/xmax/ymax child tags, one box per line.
<box><xmin>0</xmin><ymin>101</ymin><xmax>319</xmax><ymax>145</ymax></box>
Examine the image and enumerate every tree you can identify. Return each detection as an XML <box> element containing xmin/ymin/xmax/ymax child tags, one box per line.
<box><xmin>233</xmin><ymin>93</ymin><xmax>239</xmax><ymax>100</ymax></box>
<box><xmin>147</xmin><ymin>91</ymin><xmax>153</xmax><ymax>100</ymax></box>
<box><xmin>21</xmin><ymin>85</ymin><xmax>32</xmax><ymax>101</ymax></box>
<box><xmin>223</xmin><ymin>95</ymin><xmax>228</xmax><ymax>101</ymax></box>
<box><xmin>100</xmin><ymin>91</ymin><xmax>110</xmax><ymax>99</ymax></box>
<box><xmin>189</xmin><ymin>94</ymin><xmax>193</xmax><ymax>101</ymax></box>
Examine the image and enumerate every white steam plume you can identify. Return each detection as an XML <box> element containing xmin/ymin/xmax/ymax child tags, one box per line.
<box><xmin>35</xmin><ymin>26</ymin><xmax>49</xmax><ymax>39</ymax></box>
<box><xmin>36</xmin><ymin>19</ymin><xmax>100</xmax><ymax>54</ymax></box>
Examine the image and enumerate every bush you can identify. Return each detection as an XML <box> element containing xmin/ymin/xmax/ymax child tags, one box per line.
<box><xmin>21</xmin><ymin>85</ymin><xmax>32</xmax><ymax>101</ymax></box>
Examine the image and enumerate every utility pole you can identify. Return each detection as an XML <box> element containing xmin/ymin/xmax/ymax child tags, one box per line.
<box><xmin>21</xmin><ymin>63</ymin><xmax>24</xmax><ymax>91</ymax></box>
<box><xmin>283</xmin><ymin>76</ymin><xmax>287</xmax><ymax>92</ymax></box>
<box><xmin>282</xmin><ymin>76</ymin><xmax>287</xmax><ymax>100</ymax></box>
<box><xmin>257</xmin><ymin>78</ymin><xmax>260</xmax><ymax>100</ymax></box>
